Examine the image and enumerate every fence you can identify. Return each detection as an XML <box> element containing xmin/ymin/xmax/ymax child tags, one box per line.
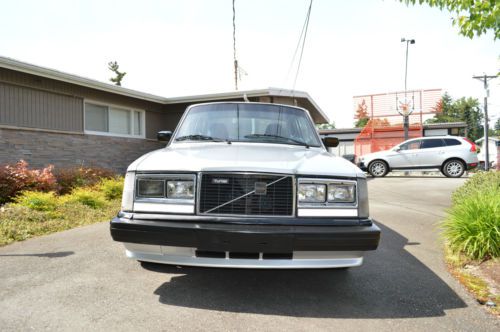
<box><xmin>353</xmin><ymin>89</ymin><xmax>442</xmax><ymax>156</ymax></box>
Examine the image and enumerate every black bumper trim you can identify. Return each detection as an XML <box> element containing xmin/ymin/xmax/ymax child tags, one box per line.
<box><xmin>110</xmin><ymin>216</ymin><xmax>381</xmax><ymax>252</ymax></box>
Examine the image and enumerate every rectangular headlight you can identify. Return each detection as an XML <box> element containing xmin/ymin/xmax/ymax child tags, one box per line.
<box><xmin>167</xmin><ymin>181</ymin><xmax>194</xmax><ymax>199</ymax></box>
<box><xmin>137</xmin><ymin>179</ymin><xmax>165</xmax><ymax>198</ymax></box>
<box><xmin>298</xmin><ymin>184</ymin><xmax>326</xmax><ymax>203</ymax></box>
<box><xmin>328</xmin><ymin>183</ymin><xmax>355</xmax><ymax>203</ymax></box>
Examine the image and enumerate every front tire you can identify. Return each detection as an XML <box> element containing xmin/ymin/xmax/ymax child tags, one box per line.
<box><xmin>442</xmin><ymin>159</ymin><xmax>465</xmax><ymax>178</ymax></box>
<box><xmin>368</xmin><ymin>160</ymin><xmax>389</xmax><ymax>177</ymax></box>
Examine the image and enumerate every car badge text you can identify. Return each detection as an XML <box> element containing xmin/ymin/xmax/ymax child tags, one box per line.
<box><xmin>212</xmin><ymin>178</ymin><xmax>229</xmax><ymax>184</ymax></box>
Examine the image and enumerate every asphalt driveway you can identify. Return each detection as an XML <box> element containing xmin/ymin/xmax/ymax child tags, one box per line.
<box><xmin>0</xmin><ymin>177</ymin><xmax>498</xmax><ymax>331</ymax></box>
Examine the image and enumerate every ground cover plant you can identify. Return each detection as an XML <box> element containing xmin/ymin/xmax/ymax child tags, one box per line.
<box><xmin>0</xmin><ymin>161</ymin><xmax>122</xmax><ymax>246</ymax></box>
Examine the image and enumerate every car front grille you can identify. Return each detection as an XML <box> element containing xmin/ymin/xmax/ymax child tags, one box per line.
<box><xmin>198</xmin><ymin>173</ymin><xmax>294</xmax><ymax>216</ymax></box>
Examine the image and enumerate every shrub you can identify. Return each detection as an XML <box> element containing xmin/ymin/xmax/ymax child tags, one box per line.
<box><xmin>54</xmin><ymin>166</ymin><xmax>116</xmax><ymax>195</ymax></box>
<box><xmin>442</xmin><ymin>189</ymin><xmax>500</xmax><ymax>260</ymax></box>
<box><xmin>63</xmin><ymin>187</ymin><xmax>107</xmax><ymax>209</ymax></box>
<box><xmin>14</xmin><ymin>191</ymin><xmax>58</xmax><ymax>212</ymax></box>
<box><xmin>98</xmin><ymin>177</ymin><xmax>124</xmax><ymax>200</ymax></box>
<box><xmin>452</xmin><ymin>171</ymin><xmax>500</xmax><ymax>205</ymax></box>
<box><xmin>0</xmin><ymin>199</ymin><xmax>121</xmax><ymax>246</ymax></box>
<box><xmin>0</xmin><ymin>160</ymin><xmax>57</xmax><ymax>204</ymax></box>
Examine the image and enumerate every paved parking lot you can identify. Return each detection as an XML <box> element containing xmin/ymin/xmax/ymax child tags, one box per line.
<box><xmin>0</xmin><ymin>177</ymin><xmax>498</xmax><ymax>331</ymax></box>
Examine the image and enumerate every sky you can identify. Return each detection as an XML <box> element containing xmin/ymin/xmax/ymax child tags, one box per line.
<box><xmin>0</xmin><ymin>0</ymin><xmax>498</xmax><ymax>128</ymax></box>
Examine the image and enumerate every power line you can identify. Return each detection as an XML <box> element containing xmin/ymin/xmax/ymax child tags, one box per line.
<box><xmin>284</xmin><ymin>2</ymin><xmax>311</xmax><ymax>87</ymax></box>
<box><xmin>292</xmin><ymin>0</ymin><xmax>313</xmax><ymax>92</ymax></box>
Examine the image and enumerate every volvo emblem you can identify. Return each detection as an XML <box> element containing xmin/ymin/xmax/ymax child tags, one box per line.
<box><xmin>212</xmin><ymin>178</ymin><xmax>229</xmax><ymax>184</ymax></box>
<box><xmin>254</xmin><ymin>182</ymin><xmax>267</xmax><ymax>195</ymax></box>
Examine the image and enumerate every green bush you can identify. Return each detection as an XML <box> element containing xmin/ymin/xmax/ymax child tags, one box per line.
<box><xmin>98</xmin><ymin>177</ymin><xmax>124</xmax><ymax>200</ymax></box>
<box><xmin>63</xmin><ymin>188</ymin><xmax>107</xmax><ymax>209</ymax></box>
<box><xmin>443</xmin><ymin>177</ymin><xmax>500</xmax><ymax>260</ymax></box>
<box><xmin>442</xmin><ymin>192</ymin><xmax>499</xmax><ymax>259</ymax></box>
<box><xmin>452</xmin><ymin>171</ymin><xmax>500</xmax><ymax>205</ymax></box>
<box><xmin>14</xmin><ymin>191</ymin><xmax>58</xmax><ymax>212</ymax></box>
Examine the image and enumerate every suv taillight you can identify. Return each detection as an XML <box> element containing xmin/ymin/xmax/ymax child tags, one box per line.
<box><xmin>463</xmin><ymin>138</ymin><xmax>477</xmax><ymax>152</ymax></box>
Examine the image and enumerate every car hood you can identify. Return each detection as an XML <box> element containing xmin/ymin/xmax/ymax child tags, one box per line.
<box><xmin>128</xmin><ymin>142</ymin><xmax>364</xmax><ymax>178</ymax></box>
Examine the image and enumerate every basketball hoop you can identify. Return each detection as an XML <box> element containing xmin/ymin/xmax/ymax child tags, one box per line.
<box><xmin>396</xmin><ymin>96</ymin><xmax>414</xmax><ymax>116</ymax></box>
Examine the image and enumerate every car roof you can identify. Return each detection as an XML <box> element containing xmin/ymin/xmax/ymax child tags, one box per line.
<box><xmin>403</xmin><ymin>136</ymin><xmax>463</xmax><ymax>141</ymax></box>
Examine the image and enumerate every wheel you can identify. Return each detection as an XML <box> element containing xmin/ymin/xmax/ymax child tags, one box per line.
<box><xmin>368</xmin><ymin>160</ymin><xmax>388</xmax><ymax>177</ymax></box>
<box><xmin>442</xmin><ymin>159</ymin><xmax>465</xmax><ymax>178</ymax></box>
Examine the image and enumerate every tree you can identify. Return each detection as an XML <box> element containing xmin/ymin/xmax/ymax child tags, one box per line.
<box><xmin>354</xmin><ymin>100</ymin><xmax>370</xmax><ymax>128</ymax></box>
<box><xmin>108</xmin><ymin>61</ymin><xmax>126</xmax><ymax>86</ymax></box>
<box><xmin>494</xmin><ymin>118</ymin><xmax>500</xmax><ymax>136</ymax></box>
<box><xmin>399</xmin><ymin>0</ymin><xmax>500</xmax><ymax>39</ymax></box>
<box><xmin>426</xmin><ymin>93</ymin><xmax>484</xmax><ymax>141</ymax></box>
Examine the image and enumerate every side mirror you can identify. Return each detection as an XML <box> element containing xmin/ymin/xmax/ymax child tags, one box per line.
<box><xmin>157</xmin><ymin>131</ymin><xmax>172</xmax><ymax>142</ymax></box>
<box><xmin>394</xmin><ymin>147</ymin><xmax>401</xmax><ymax>152</ymax></box>
<box><xmin>322</xmin><ymin>136</ymin><xmax>339</xmax><ymax>148</ymax></box>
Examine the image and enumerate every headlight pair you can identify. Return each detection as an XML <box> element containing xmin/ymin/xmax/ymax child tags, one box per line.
<box><xmin>298</xmin><ymin>181</ymin><xmax>356</xmax><ymax>204</ymax></box>
<box><xmin>137</xmin><ymin>178</ymin><xmax>194</xmax><ymax>199</ymax></box>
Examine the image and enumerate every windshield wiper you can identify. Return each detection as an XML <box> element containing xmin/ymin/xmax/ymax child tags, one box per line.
<box><xmin>175</xmin><ymin>134</ymin><xmax>230</xmax><ymax>143</ymax></box>
<box><xmin>244</xmin><ymin>134</ymin><xmax>310</xmax><ymax>148</ymax></box>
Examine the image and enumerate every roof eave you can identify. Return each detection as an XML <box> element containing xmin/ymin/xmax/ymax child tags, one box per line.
<box><xmin>0</xmin><ymin>56</ymin><xmax>168</xmax><ymax>104</ymax></box>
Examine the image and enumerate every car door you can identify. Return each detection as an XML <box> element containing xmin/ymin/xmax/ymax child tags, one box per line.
<box><xmin>386</xmin><ymin>139</ymin><xmax>422</xmax><ymax>168</ymax></box>
<box><xmin>413</xmin><ymin>138</ymin><xmax>446</xmax><ymax>167</ymax></box>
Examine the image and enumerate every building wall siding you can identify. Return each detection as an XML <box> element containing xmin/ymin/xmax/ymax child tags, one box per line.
<box><xmin>146</xmin><ymin>110</ymin><xmax>184</xmax><ymax>139</ymax></box>
<box><xmin>0</xmin><ymin>68</ymin><xmax>167</xmax><ymax>139</ymax></box>
<box><xmin>0</xmin><ymin>128</ymin><xmax>165</xmax><ymax>173</ymax></box>
<box><xmin>0</xmin><ymin>82</ymin><xmax>83</xmax><ymax>132</ymax></box>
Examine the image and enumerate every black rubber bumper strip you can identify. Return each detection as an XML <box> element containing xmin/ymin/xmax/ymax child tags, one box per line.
<box><xmin>110</xmin><ymin>216</ymin><xmax>381</xmax><ymax>253</ymax></box>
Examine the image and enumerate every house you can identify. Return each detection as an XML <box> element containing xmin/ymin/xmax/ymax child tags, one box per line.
<box><xmin>475</xmin><ymin>137</ymin><xmax>500</xmax><ymax>169</ymax></box>
<box><xmin>0</xmin><ymin>56</ymin><xmax>328</xmax><ymax>172</ymax></box>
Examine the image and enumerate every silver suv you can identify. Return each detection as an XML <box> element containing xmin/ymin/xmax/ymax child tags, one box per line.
<box><xmin>358</xmin><ymin>136</ymin><xmax>478</xmax><ymax>178</ymax></box>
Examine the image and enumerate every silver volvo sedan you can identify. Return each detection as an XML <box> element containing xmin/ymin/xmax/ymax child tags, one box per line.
<box><xmin>110</xmin><ymin>102</ymin><xmax>380</xmax><ymax>269</ymax></box>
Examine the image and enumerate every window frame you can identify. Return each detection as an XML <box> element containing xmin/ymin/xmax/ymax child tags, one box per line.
<box><xmin>420</xmin><ymin>138</ymin><xmax>445</xmax><ymax>149</ymax></box>
<box><xmin>399</xmin><ymin>139</ymin><xmax>422</xmax><ymax>151</ymax></box>
<box><xmin>83</xmin><ymin>100</ymin><xmax>146</xmax><ymax>139</ymax></box>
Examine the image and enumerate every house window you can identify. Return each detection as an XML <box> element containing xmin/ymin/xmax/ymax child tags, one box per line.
<box><xmin>84</xmin><ymin>102</ymin><xmax>144</xmax><ymax>137</ymax></box>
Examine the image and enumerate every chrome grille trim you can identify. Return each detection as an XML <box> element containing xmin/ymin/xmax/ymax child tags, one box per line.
<box><xmin>197</xmin><ymin>172</ymin><xmax>295</xmax><ymax>217</ymax></box>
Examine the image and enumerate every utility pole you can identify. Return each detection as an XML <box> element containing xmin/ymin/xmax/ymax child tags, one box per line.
<box><xmin>401</xmin><ymin>38</ymin><xmax>415</xmax><ymax>140</ymax></box>
<box><xmin>232</xmin><ymin>0</ymin><xmax>238</xmax><ymax>90</ymax></box>
<box><xmin>473</xmin><ymin>74</ymin><xmax>497</xmax><ymax>171</ymax></box>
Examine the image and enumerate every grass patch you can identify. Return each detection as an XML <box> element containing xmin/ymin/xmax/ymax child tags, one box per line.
<box><xmin>0</xmin><ymin>176</ymin><xmax>123</xmax><ymax>246</ymax></box>
<box><xmin>444</xmin><ymin>247</ymin><xmax>499</xmax><ymax>315</ymax></box>
<box><xmin>0</xmin><ymin>200</ymin><xmax>120</xmax><ymax>246</ymax></box>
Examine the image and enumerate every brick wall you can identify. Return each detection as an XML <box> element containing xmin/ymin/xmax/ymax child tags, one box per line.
<box><xmin>0</xmin><ymin>127</ymin><xmax>165</xmax><ymax>173</ymax></box>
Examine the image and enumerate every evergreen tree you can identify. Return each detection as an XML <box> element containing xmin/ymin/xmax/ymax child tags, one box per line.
<box><xmin>108</xmin><ymin>61</ymin><xmax>126</xmax><ymax>86</ymax></box>
<box><xmin>354</xmin><ymin>100</ymin><xmax>369</xmax><ymax>128</ymax></box>
<box><xmin>426</xmin><ymin>93</ymin><xmax>483</xmax><ymax>141</ymax></box>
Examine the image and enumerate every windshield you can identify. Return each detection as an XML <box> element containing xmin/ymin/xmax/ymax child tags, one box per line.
<box><xmin>174</xmin><ymin>103</ymin><xmax>322</xmax><ymax>147</ymax></box>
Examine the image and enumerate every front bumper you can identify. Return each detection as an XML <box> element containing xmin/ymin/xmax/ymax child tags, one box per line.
<box><xmin>110</xmin><ymin>214</ymin><xmax>381</xmax><ymax>268</ymax></box>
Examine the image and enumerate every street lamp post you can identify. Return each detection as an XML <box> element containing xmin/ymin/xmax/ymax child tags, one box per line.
<box><xmin>401</xmin><ymin>38</ymin><xmax>415</xmax><ymax>141</ymax></box>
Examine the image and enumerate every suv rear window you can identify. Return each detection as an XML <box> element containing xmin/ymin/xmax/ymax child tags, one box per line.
<box><xmin>421</xmin><ymin>138</ymin><xmax>445</xmax><ymax>149</ymax></box>
<box><xmin>444</xmin><ymin>138</ymin><xmax>461</xmax><ymax>146</ymax></box>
